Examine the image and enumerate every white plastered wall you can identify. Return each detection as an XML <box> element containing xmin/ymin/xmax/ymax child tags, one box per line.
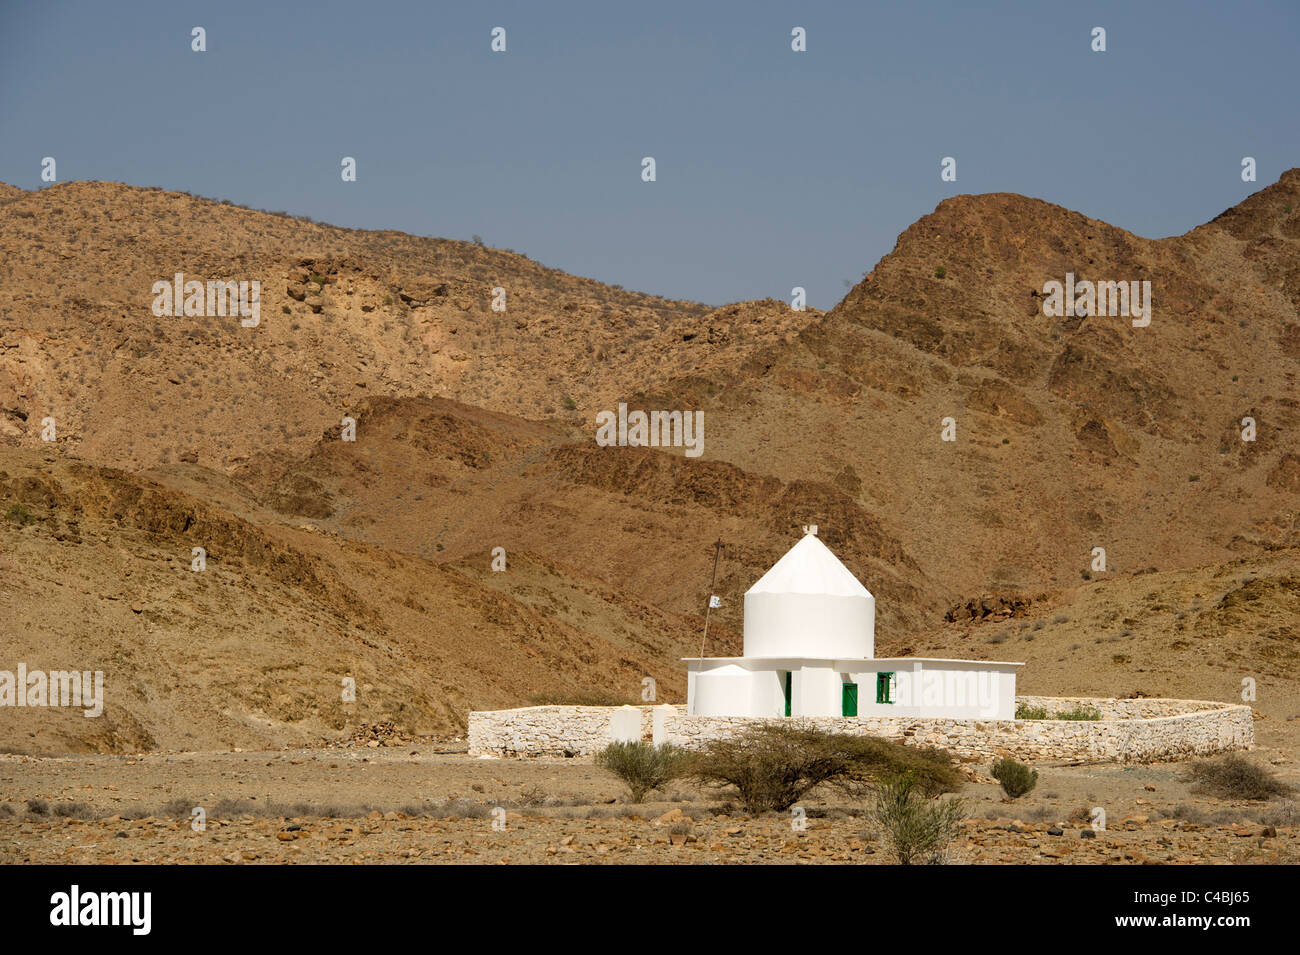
<box><xmin>688</xmin><ymin>658</ymin><xmax>1019</xmax><ymax>719</ymax></box>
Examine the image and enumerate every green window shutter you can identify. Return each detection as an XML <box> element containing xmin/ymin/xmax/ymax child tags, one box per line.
<box><xmin>842</xmin><ymin>683</ymin><xmax>858</xmax><ymax>717</ymax></box>
<box><xmin>876</xmin><ymin>672</ymin><xmax>895</xmax><ymax>704</ymax></box>
<box><xmin>783</xmin><ymin>672</ymin><xmax>792</xmax><ymax>717</ymax></box>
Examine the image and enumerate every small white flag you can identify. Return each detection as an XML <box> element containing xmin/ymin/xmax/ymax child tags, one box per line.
<box><xmin>709</xmin><ymin>595</ymin><xmax>721</xmax><ymax>609</ymax></box>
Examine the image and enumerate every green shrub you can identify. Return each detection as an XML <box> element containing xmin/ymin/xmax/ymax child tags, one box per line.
<box><xmin>869</xmin><ymin>772</ymin><xmax>966</xmax><ymax>865</ymax></box>
<box><xmin>991</xmin><ymin>758</ymin><xmax>1038</xmax><ymax>798</ymax></box>
<box><xmin>934</xmin><ymin>266</ymin><xmax>946</xmax><ymax>279</ymax></box>
<box><xmin>594</xmin><ymin>741</ymin><xmax>692</xmax><ymax>803</ymax></box>
<box><xmin>1187</xmin><ymin>754</ymin><xmax>1292</xmax><ymax>801</ymax></box>
<box><xmin>1053</xmin><ymin>705</ymin><xmax>1101</xmax><ymax>721</ymax></box>
<box><xmin>690</xmin><ymin>724</ymin><xmax>960</xmax><ymax>813</ymax></box>
<box><xmin>527</xmin><ymin>690</ymin><xmax>637</xmax><ymax>707</ymax></box>
<box><xmin>1015</xmin><ymin>702</ymin><xmax>1100</xmax><ymax>721</ymax></box>
<box><xmin>5</xmin><ymin>503</ymin><xmax>35</xmax><ymax>525</ymax></box>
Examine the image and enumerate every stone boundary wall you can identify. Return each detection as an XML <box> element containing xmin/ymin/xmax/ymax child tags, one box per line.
<box><xmin>1014</xmin><ymin>696</ymin><xmax>1226</xmax><ymax>720</ymax></box>
<box><xmin>468</xmin><ymin>697</ymin><xmax>1254</xmax><ymax>763</ymax></box>
<box><xmin>467</xmin><ymin>705</ymin><xmax>660</xmax><ymax>758</ymax></box>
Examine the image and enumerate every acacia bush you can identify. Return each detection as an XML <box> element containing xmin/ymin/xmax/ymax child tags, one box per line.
<box><xmin>690</xmin><ymin>724</ymin><xmax>961</xmax><ymax>813</ymax></box>
<box><xmin>595</xmin><ymin>741</ymin><xmax>692</xmax><ymax>803</ymax></box>
<box><xmin>991</xmin><ymin>757</ymin><xmax>1039</xmax><ymax>798</ymax></box>
<box><xmin>870</xmin><ymin>772</ymin><xmax>967</xmax><ymax>865</ymax></box>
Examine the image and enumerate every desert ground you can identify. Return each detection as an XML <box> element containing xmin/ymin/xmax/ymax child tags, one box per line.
<box><xmin>2</xmin><ymin>732</ymin><xmax>1298</xmax><ymax>865</ymax></box>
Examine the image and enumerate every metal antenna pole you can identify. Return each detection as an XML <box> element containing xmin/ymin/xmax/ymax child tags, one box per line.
<box><xmin>697</xmin><ymin>539</ymin><xmax>724</xmax><ymax>663</ymax></box>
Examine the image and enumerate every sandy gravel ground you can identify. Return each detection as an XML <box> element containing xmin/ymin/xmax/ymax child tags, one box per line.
<box><xmin>2</xmin><ymin>747</ymin><xmax>1296</xmax><ymax>864</ymax></box>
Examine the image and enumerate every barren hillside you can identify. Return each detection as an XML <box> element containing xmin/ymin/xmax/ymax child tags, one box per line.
<box><xmin>1</xmin><ymin>175</ymin><xmax>1297</xmax><ymax>753</ymax></box>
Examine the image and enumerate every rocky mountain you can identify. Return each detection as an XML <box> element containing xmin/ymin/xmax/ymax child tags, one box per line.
<box><xmin>2</xmin><ymin>173</ymin><xmax>1297</xmax><ymax>753</ymax></box>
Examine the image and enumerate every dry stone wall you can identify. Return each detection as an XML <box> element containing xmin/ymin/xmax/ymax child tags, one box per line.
<box><xmin>468</xmin><ymin>696</ymin><xmax>1253</xmax><ymax>763</ymax></box>
<box><xmin>467</xmin><ymin>705</ymin><xmax>657</xmax><ymax>758</ymax></box>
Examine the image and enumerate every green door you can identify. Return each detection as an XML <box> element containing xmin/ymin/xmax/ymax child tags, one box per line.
<box><xmin>783</xmin><ymin>671</ymin><xmax>792</xmax><ymax>717</ymax></box>
<box><xmin>842</xmin><ymin>683</ymin><xmax>858</xmax><ymax>717</ymax></box>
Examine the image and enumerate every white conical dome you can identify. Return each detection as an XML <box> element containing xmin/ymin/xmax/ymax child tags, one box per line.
<box><xmin>743</xmin><ymin>532</ymin><xmax>875</xmax><ymax>659</ymax></box>
<box><xmin>746</xmin><ymin>534</ymin><xmax>874</xmax><ymax>600</ymax></box>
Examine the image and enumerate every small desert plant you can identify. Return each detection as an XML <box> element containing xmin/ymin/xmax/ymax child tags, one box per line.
<box><xmin>424</xmin><ymin>798</ymin><xmax>492</xmax><ymax>819</ymax></box>
<box><xmin>869</xmin><ymin>772</ymin><xmax>966</xmax><ymax>865</ymax></box>
<box><xmin>1159</xmin><ymin>804</ymin><xmax>1210</xmax><ymax>825</ymax></box>
<box><xmin>933</xmin><ymin>266</ymin><xmax>946</xmax><ymax>279</ymax></box>
<box><xmin>5</xmin><ymin>503</ymin><xmax>36</xmax><ymax>525</ymax></box>
<box><xmin>1053</xmin><ymin>705</ymin><xmax>1102</xmax><ymax>721</ymax></box>
<box><xmin>691</xmin><ymin>724</ymin><xmax>960</xmax><ymax>813</ymax></box>
<box><xmin>1067</xmin><ymin>805</ymin><xmax>1093</xmax><ymax>825</ymax></box>
<box><xmin>159</xmin><ymin>797</ymin><xmax>197</xmax><ymax>818</ymax></box>
<box><xmin>1015</xmin><ymin>702</ymin><xmax>1048</xmax><ymax>720</ymax></box>
<box><xmin>1260</xmin><ymin>801</ymin><xmax>1300</xmax><ymax>828</ymax></box>
<box><xmin>1186</xmin><ymin>754</ymin><xmax>1292</xmax><ymax>800</ymax></box>
<box><xmin>595</xmin><ymin>741</ymin><xmax>692</xmax><ymax>803</ymax></box>
<box><xmin>516</xmin><ymin>784</ymin><xmax>548</xmax><ymax>808</ymax></box>
<box><xmin>527</xmin><ymin>690</ymin><xmax>638</xmax><ymax>706</ymax></box>
<box><xmin>991</xmin><ymin>758</ymin><xmax>1039</xmax><ymax>798</ymax></box>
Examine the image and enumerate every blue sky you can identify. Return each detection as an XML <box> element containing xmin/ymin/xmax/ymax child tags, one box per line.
<box><xmin>2</xmin><ymin>0</ymin><xmax>1297</xmax><ymax>309</ymax></box>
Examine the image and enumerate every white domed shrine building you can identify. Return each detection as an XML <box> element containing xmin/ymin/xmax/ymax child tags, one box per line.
<box><xmin>684</xmin><ymin>530</ymin><xmax>1022</xmax><ymax>720</ymax></box>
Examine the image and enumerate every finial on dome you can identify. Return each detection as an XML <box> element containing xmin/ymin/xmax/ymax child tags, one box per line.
<box><xmin>802</xmin><ymin>524</ymin><xmax>818</xmax><ymax>536</ymax></box>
